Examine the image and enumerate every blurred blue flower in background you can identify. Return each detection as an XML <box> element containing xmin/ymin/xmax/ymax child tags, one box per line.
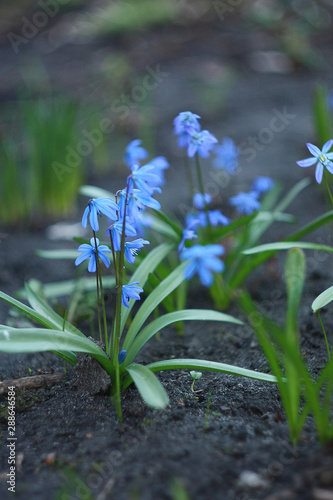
<box><xmin>212</xmin><ymin>138</ymin><xmax>240</xmax><ymax>173</ymax></box>
<box><xmin>145</xmin><ymin>156</ymin><xmax>169</xmax><ymax>186</ymax></box>
<box><xmin>193</xmin><ymin>192</ymin><xmax>212</xmax><ymax>210</ymax></box>
<box><xmin>130</xmin><ymin>164</ymin><xmax>161</xmax><ymax>195</ymax></box>
<box><xmin>180</xmin><ymin>244</ymin><xmax>225</xmax><ymax>287</ymax></box>
<box><xmin>124</xmin><ymin>139</ymin><xmax>149</xmax><ymax>168</ymax></box>
<box><xmin>229</xmin><ymin>191</ymin><xmax>261</xmax><ymax>215</ymax></box>
<box><xmin>178</xmin><ymin>228</ymin><xmax>198</xmax><ymax>252</ymax></box>
<box><xmin>198</xmin><ymin>210</ymin><xmax>230</xmax><ymax>228</ymax></box>
<box><xmin>187</xmin><ymin>130</ymin><xmax>218</xmax><ymax>158</ymax></box>
<box><xmin>251</xmin><ymin>176</ymin><xmax>275</xmax><ymax>196</ymax></box>
<box><xmin>174</xmin><ymin>111</ymin><xmax>201</xmax><ymax>148</ymax></box>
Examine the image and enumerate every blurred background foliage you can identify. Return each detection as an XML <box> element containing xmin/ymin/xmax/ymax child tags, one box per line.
<box><xmin>0</xmin><ymin>0</ymin><xmax>332</xmax><ymax>227</ymax></box>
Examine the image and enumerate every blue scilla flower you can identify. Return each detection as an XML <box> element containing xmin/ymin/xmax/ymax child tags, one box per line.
<box><xmin>130</xmin><ymin>164</ymin><xmax>161</xmax><ymax>196</ymax></box>
<box><xmin>193</xmin><ymin>193</ymin><xmax>212</xmax><ymax>210</ymax></box>
<box><xmin>75</xmin><ymin>237</ymin><xmax>111</xmax><ymax>273</ymax></box>
<box><xmin>229</xmin><ymin>191</ymin><xmax>261</xmax><ymax>215</ymax></box>
<box><xmin>251</xmin><ymin>176</ymin><xmax>275</xmax><ymax>196</ymax></box>
<box><xmin>130</xmin><ymin>212</ymin><xmax>153</xmax><ymax>237</ymax></box>
<box><xmin>198</xmin><ymin>210</ymin><xmax>230</xmax><ymax>227</ymax></box>
<box><xmin>184</xmin><ymin>213</ymin><xmax>200</xmax><ymax>231</ymax></box>
<box><xmin>82</xmin><ymin>198</ymin><xmax>119</xmax><ymax>233</ymax></box>
<box><xmin>133</xmin><ymin>188</ymin><xmax>161</xmax><ymax>211</ymax></box>
<box><xmin>145</xmin><ymin>156</ymin><xmax>169</xmax><ymax>186</ymax></box>
<box><xmin>180</xmin><ymin>244</ymin><xmax>225</xmax><ymax>287</ymax></box>
<box><xmin>178</xmin><ymin>228</ymin><xmax>198</xmax><ymax>252</ymax></box>
<box><xmin>187</xmin><ymin>130</ymin><xmax>218</xmax><ymax>158</ymax></box>
<box><xmin>124</xmin><ymin>139</ymin><xmax>149</xmax><ymax>168</ymax></box>
<box><xmin>296</xmin><ymin>140</ymin><xmax>333</xmax><ymax>184</ymax></box>
<box><xmin>118</xmin><ymin>187</ymin><xmax>161</xmax><ymax>223</ymax></box>
<box><xmin>124</xmin><ymin>238</ymin><xmax>150</xmax><ymax>264</ymax></box>
<box><xmin>173</xmin><ymin>111</ymin><xmax>201</xmax><ymax>148</ymax></box>
<box><xmin>212</xmin><ymin>138</ymin><xmax>240</xmax><ymax>173</ymax></box>
<box><xmin>121</xmin><ymin>282</ymin><xmax>144</xmax><ymax>308</ymax></box>
<box><xmin>118</xmin><ymin>350</ymin><xmax>127</xmax><ymax>364</ymax></box>
<box><xmin>107</xmin><ymin>218</ymin><xmax>137</xmax><ymax>251</ymax></box>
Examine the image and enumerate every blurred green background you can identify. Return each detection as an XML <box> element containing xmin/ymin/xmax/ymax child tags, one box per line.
<box><xmin>0</xmin><ymin>0</ymin><xmax>332</xmax><ymax>227</ymax></box>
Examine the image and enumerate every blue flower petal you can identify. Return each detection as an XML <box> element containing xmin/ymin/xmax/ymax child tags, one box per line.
<box><xmin>88</xmin><ymin>254</ymin><xmax>97</xmax><ymax>273</ymax></box>
<box><xmin>322</xmin><ymin>139</ymin><xmax>333</xmax><ymax>153</ymax></box>
<box><xmin>198</xmin><ymin>266</ymin><xmax>213</xmax><ymax>287</ymax></box>
<box><xmin>296</xmin><ymin>157</ymin><xmax>317</xmax><ymax>167</ymax></box>
<box><xmin>306</xmin><ymin>143</ymin><xmax>321</xmax><ymax>157</ymax></box>
<box><xmin>89</xmin><ymin>204</ymin><xmax>99</xmax><ymax>232</ymax></box>
<box><xmin>315</xmin><ymin>162</ymin><xmax>324</xmax><ymax>184</ymax></box>
<box><xmin>82</xmin><ymin>206</ymin><xmax>89</xmax><ymax>229</ymax></box>
<box><xmin>98</xmin><ymin>251</ymin><xmax>111</xmax><ymax>268</ymax></box>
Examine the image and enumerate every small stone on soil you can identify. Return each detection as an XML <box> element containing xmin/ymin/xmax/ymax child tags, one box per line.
<box><xmin>70</xmin><ymin>337</ymin><xmax>111</xmax><ymax>395</ymax></box>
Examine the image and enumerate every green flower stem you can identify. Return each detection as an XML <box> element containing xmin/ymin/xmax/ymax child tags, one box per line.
<box><xmin>93</xmin><ymin>231</ymin><xmax>103</xmax><ymax>343</ymax></box>
<box><xmin>98</xmin><ymin>271</ymin><xmax>108</xmax><ymax>354</ymax></box>
<box><xmin>323</xmin><ymin>172</ymin><xmax>333</xmax><ymax>207</ymax></box>
<box><xmin>317</xmin><ymin>310</ymin><xmax>331</xmax><ymax>360</ymax></box>
<box><xmin>110</xmin><ymin>234</ymin><xmax>118</xmax><ymax>286</ymax></box>
<box><xmin>111</xmin><ymin>181</ymin><xmax>131</xmax><ymax>422</ymax></box>
<box><xmin>195</xmin><ymin>153</ymin><xmax>205</xmax><ymax>200</ymax></box>
<box><xmin>109</xmin><ymin>293</ymin><xmax>117</xmax><ymax>358</ymax></box>
<box><xmin>109</xmin><ymin>233</ymin><xmax>118</xmax><ymax>357</ymax></box>
<box><xmin>184</xmin><ymin>153</ymin><xmax>194</xmax><ymax>199</ymax></box>
<box><xmin>195</xmin><ymin>153</ymin><xmax>211</xmax><ymax>234</ymax></box>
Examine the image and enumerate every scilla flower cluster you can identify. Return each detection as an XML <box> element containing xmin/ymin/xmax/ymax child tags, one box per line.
<box><xmin>173</xmin><ymin>111</ymin><xmax>274</xmax><ymax>289</ymax></box>
<box><xmin>75</xmin><ymin>140</ymin><xmax>168</xmax><ymax>363</ymax></box>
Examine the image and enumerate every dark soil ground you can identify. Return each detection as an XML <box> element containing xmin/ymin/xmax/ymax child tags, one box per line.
<box><xmin>1</xmin><ymin>2</ymin><xmax>333</xmax><ymax>500</ymax></box>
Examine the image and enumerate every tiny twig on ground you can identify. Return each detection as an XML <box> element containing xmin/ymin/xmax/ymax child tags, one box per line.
<box><xmin>0</xmin><ymin>373</ymin><xmax>66</xmax><ymax>395</ymax></box>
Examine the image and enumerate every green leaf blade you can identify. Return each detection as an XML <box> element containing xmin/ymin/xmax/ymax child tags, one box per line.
<box><xmin>125</xmin><ymin>363</ymin><xmax>169</xmax><ymax>409</ymax></box>
<box><xmin>0</xmin><ymin>327</ymin><xmax>112</xmax><ymax>373</ymax></box>
<box><xmin>312</xmin><ymin>285</ymin><xmax>333</xmax><ymax>312</ymax></box>
<box><xmin>120</xmin><ymin>242</ymin><xmax>177</xmax><ymax>336</ymax></box>
<box><xmin>125</xmin><ymin>309</ymin><xmax>243</xmax><ymax>366</ymax></box>
<box><xmin>122</xmin><ymin>261</ymin><xmax>188</xmax><ymax>351</ymax></box>
<box><xmin>243</xmin><ymin>241</ymin><xmax>333</xmax><ymax>255</ymax></box>
<box><xmin>24</xmin><ymin>281</ymin><xmax>86</xmax><ymax>338</ymax></box>
<box><xmin>285</xmin><ymin>248</ymin><xmax>306</xmax><ymax>341</ymax></box>
<box><xmin>146</xmin><ymin>359</ymin><xmax>278</xmax><ymax>383</ymax></box>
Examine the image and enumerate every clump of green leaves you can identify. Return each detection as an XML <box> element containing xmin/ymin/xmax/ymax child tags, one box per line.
<box><xmin>0</xmin><ymin>96</ymin><xmax>83</xmax><ymax>227</ymax></box>
<box><xmin>239</xmin><ymin>248</ymin><xmax>333</xmax><ymax>444</ymax></box>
